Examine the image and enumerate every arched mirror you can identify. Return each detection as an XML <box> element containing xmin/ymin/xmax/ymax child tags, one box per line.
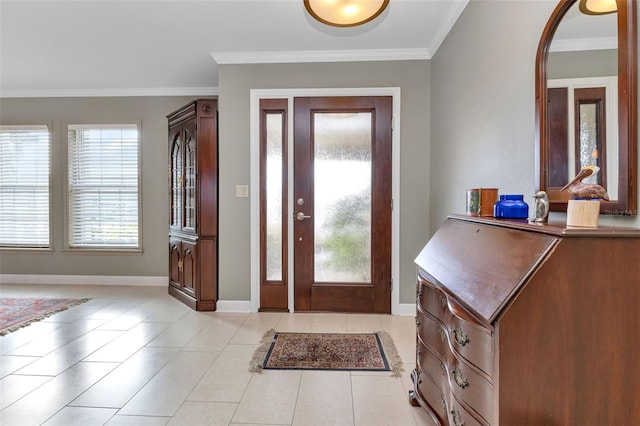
<box><xmin>536</xmin><ymin>0</ymin><xmax>637</xmax><ymax>214</ymax></box>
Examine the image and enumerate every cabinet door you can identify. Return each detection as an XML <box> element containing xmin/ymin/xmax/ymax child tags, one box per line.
<box><xmin>169</xmin><ymin>125</ymin><xmax>183</xmax><ymax>231</ymax></box>
<box><xmin>182</xmin><ymin>240</ymin><xmax>198</xmax><ymax>298</ymax></box>
<box><xmin>169</xmin><ymin>239</ymin><xmax>182</xmax><ymax>289</ymax></box>
<box><xmin>183</xmin><ymin>119</ymin><xmax>197</xmax><ymax>233</ymax></box>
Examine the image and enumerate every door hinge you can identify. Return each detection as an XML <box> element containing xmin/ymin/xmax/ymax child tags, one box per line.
<box><xmin>390</xmin><ymin>278</ymin><xmax>393</xmax><ymax>291</ymax></box>
<box><xmin>391</xmin><ymin>198</ymin><xmax>394</xmax><ymax>211</ymax></box>
<box><xmin>391</xmin><ymin>117</ymin><xmax>395</xmax><ymax>130</ymax></box>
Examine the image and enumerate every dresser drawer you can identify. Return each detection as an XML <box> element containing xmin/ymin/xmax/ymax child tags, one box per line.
<box><xmin>448</xmin><ymin>312</ymin><xmax>494</xmax><ymax>377</ymax></box>
<box><xmin>449</xmin><ymin>394</ymin><xmax>488</xmax><ymax>426</ymax></box>
<box><xmin>415</xmin><ymin>370</ymin><xmax>448</xmax><ymax>425</ymax></box>
<box><xmin>417</xmin><ymin>340</ymin><xmax>448</xmax><ymax>393</ymax></box>
<box><xmin>417</xmin><ymin>307</ymin><xmax>449</xmax><ymax>361</ymax></box>
<box><xmin>418</xmin><ymin>279</ymin><xmax>495</xmax><ymax>377</ymax></box>
<box><xmin>448</xmin><ymin>354</ymin><xmax>495</xmax><ymax>425</ymax></box>
<box><xmin>417</xmin><ymin>278</ymin><xmax>449</xmax><ymax>323</ymax></box>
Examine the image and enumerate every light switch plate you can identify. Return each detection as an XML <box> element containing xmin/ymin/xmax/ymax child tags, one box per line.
<box><xmin>235</xmin><ymin>185</ymin><xmax>249</xmax><ymax>198</ymax></box>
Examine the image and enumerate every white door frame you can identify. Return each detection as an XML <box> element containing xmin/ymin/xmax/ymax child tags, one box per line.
<box><xmin>249</xmin><ymin>87</ymin><xmax>402</xmax><ymax>314</ymax></box>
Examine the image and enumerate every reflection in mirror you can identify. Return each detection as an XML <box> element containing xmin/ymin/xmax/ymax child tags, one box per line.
<box><xmin>576</xmin><ymin>92</ymin><xmax>604</xmax><ymax>185</ymax></box>
<box><xmin>578</xmin><ymin>101</ymin><xmax>602</xmax><ymax>181</ymax></box>
<box><xmin>548</xmin><ymin>2</ymin><xmax>616</xmax><ymax>196</ymax></box>
<box><xmin>536</xmin><ymin>0</ymin><xmax>637</xmax><ymax>214</ymax></box>
<box><xmin>547</xmin><ymin>78</ymin><xmax>618</xmax><ymax>198</ymax></box>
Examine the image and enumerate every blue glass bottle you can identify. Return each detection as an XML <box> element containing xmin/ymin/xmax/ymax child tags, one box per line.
<box><xmin>493</xmin><ymin>194</ymin><xmax>529</xmax><ymax>219</ymax></box>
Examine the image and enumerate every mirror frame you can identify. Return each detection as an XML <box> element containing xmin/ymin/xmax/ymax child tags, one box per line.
<box><xmin>536</xmin><ymin>0</ymin><xmax>637</xmax><ymax>214</ymax></box>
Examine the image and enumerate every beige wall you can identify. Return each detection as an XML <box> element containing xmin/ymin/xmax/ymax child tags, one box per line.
<box><xmin>217</xmin><ymin>61</ymin><xmax>430</xmax><ymax>303</ymax></box>
<box><xmin>548</xmin><ymin>49</ymin><xmax>617</xmax><ymax>79</ymax></box>
<box><xmin>430</xmin><ymin>0</ymin><xmax>640</xmax><ymax>231</ymax></box>
<box><xmin>3</xmin><ymin>1</ymin><xmax>639</xmax><ymax>304</ymax></box>
<box><xmin>0</xmin><ymin>96</ymin><xmax>196</xmax><ymax>276</ymax></box>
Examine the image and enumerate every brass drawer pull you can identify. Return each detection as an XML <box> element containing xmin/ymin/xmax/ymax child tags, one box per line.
<box><xmin>440</xmin><ymin>360</ymin><xmax>447</xmax><ymax>376</ymax></box>
<box><xmin>439</xmin><ymin>327</ymin><xmax>447</xmax><ymax>342</ymax></box>
<box><xmin>452</xmin><ymin>368</ymin><xmax>469</xmax><ymax>389</ymax></box>
<box><xmin>452</xmin><ymin>327</ymin><xmax>470</xmax><ymax>346</ymax></box>
<box><xmin>440</xmin><ymin>295</ymin><xmax>447</xmax><ymax>309</ymax></box>
<box><xmin>450</xmin><ymin>408</ymin><xmax>465</xmax><ymax>426</ymax></box>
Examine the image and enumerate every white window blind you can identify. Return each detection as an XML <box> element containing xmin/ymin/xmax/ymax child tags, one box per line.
<box><xmin>0</xmin><ymin>125</ymin><xmax>51</xmax><ymax>248</ymax></box>
<box><xmin>67</xmin><ymin>124</ymin><xmax>140</xmax><ymax>248</ymax></box>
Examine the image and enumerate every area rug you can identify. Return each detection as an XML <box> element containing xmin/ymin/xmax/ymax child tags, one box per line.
<box><xmin>0</xmin><ymin>297</ymin><xmax>90</xmax><ymax>336</ymax></box>
<box><xmin>249</xmin><ymin>329</ymin><xmax>403</xmax><ymax>377</ymax></box>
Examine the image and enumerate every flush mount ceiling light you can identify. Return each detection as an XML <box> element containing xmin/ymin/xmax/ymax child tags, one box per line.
<box><xmin>304</xmin><ymin>0</ymin><xmax>390</xmax><ymax>27</ymax></box>
<box><xmin>578</xmin><ymin>0</ymin><xmax>617</xmax><ymax>15</ymax></box>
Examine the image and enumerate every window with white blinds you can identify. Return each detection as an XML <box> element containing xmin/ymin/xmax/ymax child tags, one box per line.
<box><xmin>67</xmin><ymin>124</ymin><xmax>140</xmax><ymax>249</ymax></box>
<box><xmin>0</xmin><ymin>125</ymin><xmax>51</xmax><ymax>248</ymax></box>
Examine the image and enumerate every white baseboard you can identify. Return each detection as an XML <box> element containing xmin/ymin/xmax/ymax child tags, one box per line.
<box><xmin>215</xmin><ymin>300</ymin><xmax>255</xmax><ymax>313</ymax></box>
<box><xmin>0</xmin><ymin>274</ymin><xmax>166</xmax><ymax>286</ymax></box>
<box><xmin>393</xmin><ymin>303</ymin><xmax>417</xmax><ymax>316</ymax></box>
<box><xmin>216</xmin><ymin>300</ymin><xmax>416</xmax><ymax>315</ymax></box>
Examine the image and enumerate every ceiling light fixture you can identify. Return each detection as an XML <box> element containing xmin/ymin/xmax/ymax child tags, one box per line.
<box><xmin>304</xmin><ymin>0</ymin><xmax>390</xmax><ymax>27</ymax></box>
<box><xmin>578</xmin><ymin>0</ymin><xmax>617</xmax><ymax>15</ymax></box>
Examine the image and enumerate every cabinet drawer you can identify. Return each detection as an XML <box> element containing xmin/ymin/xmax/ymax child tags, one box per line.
<box><xmin>418</xmin><ymin>280</ymin><xmax>494</xmax><ymax>377</ymax></box>
<box><xmin>415</xmin><ymin>370</ymin><xmax>448</xmax><ymax>425</ymax></box>
<box><xmin>417</xmin><ymin>327</ymin><xmax>495</xmax><ymax>425</ymax></box>
<box><xmin>417</xmin><ymin>340</ymin><xmax>448</xmax><ymax>393</ymax></box>
<box><xmin>448</xmin><ymin>354</ymin><xmax>495</xmax><ymax>425</ymax></box>
<box><xmin>449</xmin><ymin>395</ymin><xmax>487</xmax><ymax>426</ymax></box>
<box><xmin>417</xmin><ymin>307</ymin><xmax>449</xmax><ymax>361</ymax></box>
<box><xmin>417</xmin><ymin>278</ymin><xmax>449</xmax><ymax>324</ymax></box>
<box><xmin>448</xmin><ymin>312</ymin><xmax>494</xmax><ymax>377</ymax></box>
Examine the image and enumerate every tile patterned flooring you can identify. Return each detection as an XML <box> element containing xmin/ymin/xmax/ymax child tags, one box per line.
<box><xmin>0</xmin><ymin>284</ymin><xmax>434</xmax><ymax>426</ymax></box>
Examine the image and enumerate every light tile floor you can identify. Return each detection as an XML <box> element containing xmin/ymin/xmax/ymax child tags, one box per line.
<box><xmin>0</xmin><ymin>284</ymin><xmax>435</xmax><ymax>426</ymax></box>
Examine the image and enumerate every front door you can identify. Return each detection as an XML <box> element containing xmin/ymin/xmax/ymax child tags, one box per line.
<box><xmin>293</xmin><ymin>96</ymin><xmax>392</xmax><ymax>313</ymax></box>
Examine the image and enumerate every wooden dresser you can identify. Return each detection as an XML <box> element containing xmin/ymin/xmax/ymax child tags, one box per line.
<box><xmin>410</xmin><ymin>215</ymin><xmax>640</xmax><ymax>425</ymax></box>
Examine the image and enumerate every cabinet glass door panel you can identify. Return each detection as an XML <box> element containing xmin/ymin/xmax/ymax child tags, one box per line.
<box><xmin>170</xmin><ymin>135</ymin><xmax>182</xmax><ymax>229</ymax></box>
<box><xmin>184</xmin><ymin>126</ymin><xmax>196</xmax><ymax>231</ymax></box>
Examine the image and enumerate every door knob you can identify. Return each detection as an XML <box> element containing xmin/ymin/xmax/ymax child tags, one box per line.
<box><xmin>295</xmin><ymin>212</ymin><xmax>312</xmax><ymax>221</ymax></box>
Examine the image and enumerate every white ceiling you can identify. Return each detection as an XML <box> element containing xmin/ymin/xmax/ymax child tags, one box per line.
<box><xmin>0</xmin><ymin>0</ymin><xmax>469</xmax><ymax>97</ymax></box>
<box><xmin>550</xmin><ymin>1</ymin><xmax>617</xmax><ymax>52</ymax></box>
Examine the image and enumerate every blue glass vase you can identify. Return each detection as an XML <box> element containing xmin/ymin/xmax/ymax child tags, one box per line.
<box><xmin>493</xmin><ymin>194</ymin><xmax>529</xmax><ymax>219</ymax></box>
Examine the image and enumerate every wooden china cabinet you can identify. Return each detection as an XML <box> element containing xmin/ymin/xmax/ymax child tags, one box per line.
<box><xmin>410</xmin><ymin>214</ymin><xmax>640</xmax><ymax>425</ymax></box>
<box><xmin>167</xmin><ymin>99</ymin><xmax>218</xmax><ymax>311</ymax></box>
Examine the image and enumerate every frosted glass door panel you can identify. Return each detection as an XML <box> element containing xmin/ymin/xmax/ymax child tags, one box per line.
<box><xmin>313</xmin><ymin>112</ymin><xmax>372</xmax><ymax>283</ymax></box>
<box><xmin>578</xmin><ymin>103</ymin><xmax>598</xmax><ymax>184</ymax></box>
<box><xmin>266</xmin><ymin>113</ymin><xmax>284</xmax><ymax>281</ymax></box>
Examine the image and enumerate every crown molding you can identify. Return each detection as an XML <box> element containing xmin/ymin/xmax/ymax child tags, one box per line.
<box><xmin>427</xmin><ymin>0</ymin><xmax>469</xmax><ymax>56</ymax></box>
<box><xmin>0</xmin><ymin>86</ymin><xmax>219</xmax><ymax>99</ymax></box>
<box><xmin>211</xmin><ymin>48</ymin><xmax>432</xmax><ymax>65</ymax></box>
<box><xmin>550</xmin><ymin>37</ymin><xmax>617</xmax><ymax>52</ymax></box>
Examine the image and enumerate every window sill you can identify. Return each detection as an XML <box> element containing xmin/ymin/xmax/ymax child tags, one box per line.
<box><xmin>61</xmin><ymin>248</ymin><xmax>144</xmax><ymax>255</ymax></box>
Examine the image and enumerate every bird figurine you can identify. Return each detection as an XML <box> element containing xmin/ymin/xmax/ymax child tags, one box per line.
<box><xmin>561</xmin><ymin>165</ymin><xmax>609</xmax><ymax>200</ymax></box>
<box><xmin>532</xmin><ymin>191</ymin><xmax>549</xmax><ymax>222</ymax></box>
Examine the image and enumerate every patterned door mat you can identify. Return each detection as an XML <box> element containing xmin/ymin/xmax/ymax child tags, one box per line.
<box><xmin>250</xmin><ymin>330</ymin><xmax>403</xmax><ymax>377</ymax></box>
